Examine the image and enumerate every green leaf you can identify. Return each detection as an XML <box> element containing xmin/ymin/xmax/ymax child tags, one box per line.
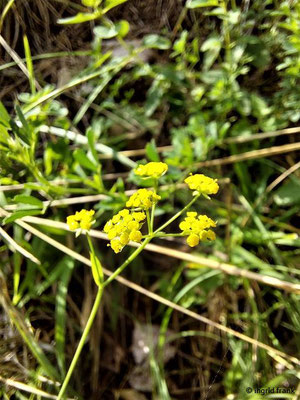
<box><xmin>82</xmin><ymin>0</ymin><xmax>101</xmax><ymax>6</ymax></box>
<box><xmin>15</xmin><ymin>105</ymin><xmax>32</xmax><ymax>144</ymax></box>
<box><xmin>23</xmin><ymin>35</ymin><xmax>36</xmax><ymax>95</ymax></box>
<box><xmin>90</xmin><ymin>252</ymin><xmax>103</xmax><ymax>286</ymax></box>
<box><xmin>186</xmin><ymin>0</ymin><xmax>218</xmax><ymax>8</ymax></box>
<box><xmin>55</xmin><ymin>257</ymin><xmax>75</xmax><ymax>375</ymax></box>
<box><xmin>146</xmin><ymin>139</ymin><xmax>160</xmax><ymax>162</ymax></box>
<box><xmin>94</xmin><ymin>20</ymin><xmax>129</xmax><ymax>39</ymax></box>
<box><xmin>0</xmin><ymin>102</ymin><xmax>10</xmax><ymax>128</ymax></box>
<box><xmin>116</xmin><ymin>20</ymin><xmax>130</xmax><ymax>38</ymax></box>
<box><xmin>145</xmin><ymin>79</ymin><xmax>165</xmax><ymax>117</ymax></box>
<box><xmin>0</xmin><ymin>123</ymin><xmax>10</xmax><ymax>144</ymax></box>
<box><xmin>143</xmin><ymin>34</ymin><xmax>171</xmax><ymax>50</ymax></box>
<box><xmin>3</xmin><ymin>209</ymin><xmax>42</xmax><ymax>224</ymax></box>
<box><xmin>103</xmin><ymin>0</ymin><xmax>128</xmax><ymax>12</ymax></box>
<box><xmin>173</xmin><ymin>31</ymin><xmax>188</xmax><ymax>54</ymax></box>
<box><xmin>87</xmin><ymin>128</ymin><xmax>100</xmax><ymax>165</ymax></box>
<box><xmin>74</xmin><ymin>149</ymin><xmax>98</xmax><ymax>172</ymax></box>
<box><xmin>250</xmin><ymin>94</ymin><xmax>271</xmax><ymax>118</ymax></box>
<box><xmin>13</xmin><ymin>195</ymin><xmax>43</xmax><ymax>208</ymax></box>
<box><xmin>274</xmin><ymin>180</ymin><xmax>300</xmax><ymax>206</ymax></box>
<box><xmin>58</xmin><ymin>12</ymin><xmax>101</xmax><ymax>25</ymax></box>
<box><xmin>201</xmin><ymin>34</ymin><xmax>221</xmax><ymax>70</ymax></box>
<box><xmin>94</xmin><ymin>25</ymin><xmax>119</xmax><ymax>39</ymax></box>
<box><xmin>9</xmin><ymin>119</ymin><xmax>29</xmax><ymax>147</ymax></box>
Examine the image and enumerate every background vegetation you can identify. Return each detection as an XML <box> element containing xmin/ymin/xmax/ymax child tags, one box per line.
<box><xmin>0</xmin><ymin>0</ymin><xmax>300</xmax><ymax>399</ymax></box>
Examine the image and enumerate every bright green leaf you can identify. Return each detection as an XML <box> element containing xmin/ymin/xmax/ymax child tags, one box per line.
<box><xmin>0</xmin><ymin>102</ymin><xmax>10</xmax><ymax>127</ymax></box>
<box><xmin>3</xmin><ymin>209</ymin><xmax>42</xmax><ymax>224</ymax></box>
<box><xmin>94</xmin><ymin>20</ymin><xmax>129</xmax><ymax>39</ymax></box>
<box><xmin>186</xmin><ymin>0</ymin><xmax>218</xmax><ymax>8</ymax></box>
<box><xmin>14</xmin><ymin>195</ymin><xmax>43</xmax><ymax>208</ymax></box>
<box><xmin>103</xmin><ymin>0</ymin><xmax>127</xmax><ymax>12</ymax></box>
<box><xmin>58</xmin><ymin>12</ymin><xmax>101</xmax><ymax>25</ymax></box>
<box><xmin>82</xmin><ymin>0</ymin><xmax>101</xmax><ymax>6</ymax></box>
<box><xmin>90</xmin><ymin>252</ymin><xmax>103</xmax><ymax>286</ymax></box>
<box><xmin>145</xmin><ymin>139</ymin><xmax>160</xmax><ymax>162</ymax></box>
<box><xmin>74</xmin><ymin>149</ymin><xmax>98</xmax><ymax>172</ymax></box>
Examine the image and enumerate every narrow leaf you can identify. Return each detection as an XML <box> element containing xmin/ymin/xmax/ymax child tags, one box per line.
<box><xmin>14</xmin><ymin>195</ymin><xmax>43</xmax><ymax>207</ymax></box>
<box><xmin>90</xmin><ymin>252</ymin><xmax>103</xmax><ymax>286</ymax></box>
<box><xmin>3</xmin><ymin>209</ymin><xmax>42</xmax><ymax>225</ymax></box>
<box><xmin>74</xmin><ymin>149</ymin><xmax>98</xmax><ymax>172</ymax></box>
<box><xmin>58</xmin><ymin>12</ymin><xmax>101</xmax><ymax>25</ymax></box>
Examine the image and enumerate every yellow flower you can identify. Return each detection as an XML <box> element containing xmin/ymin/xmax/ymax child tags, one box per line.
<box><xmin>67</xmin><ymin>209</ymin><xmax>95</xmax><ymax>232</ymax></box>
<box><xmin>186</xmin><ymin>234</ymin><xmax>200</xmax><ymax>247</ymax></box>
<box><xmin>179</xmin><ymin>212</ymin><xmax>217</xmax><ymax>247</ymax></box>
<box><xmin>129</xmin><ymin>230</ymin><xmax>142</xmax><ymax>242</ymax></box>
<box><xmin>184</xmin><ymin>174</ymin><xmax>219</xmax><ymax>196</ymax></box>
<box><xmin>132</xmin><ymin>212</ymin><xmax>147</xmax><ymax>222</ymax></box>
<box><xmin>104</xmin><ymin>209</ymin><xmax>146</xmax><ymax>253</ymax></box>
<box><xmin>110</xmin><ymin>239</ymin><xmax>123</xmax><ymax>254</ymax></box>
<box><xmin>126</xmin><ymin>189</ymin><xmax>161</xmax><ymax>210</ymax></box>
<box><xmin>66</xmin><ymin>215</ymin><xmax>79</xmax><ymax>231</ymax></box>
<box><xmin>134</xmin><ymin>162</ymin><xmax>168</xmax><ymax>179</ymax></box>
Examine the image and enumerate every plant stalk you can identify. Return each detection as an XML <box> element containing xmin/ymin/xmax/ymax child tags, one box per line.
<box><xmin>57</xmin><ymin>285</ymin><xmax>104</xmax><ymax>400</ymax></box>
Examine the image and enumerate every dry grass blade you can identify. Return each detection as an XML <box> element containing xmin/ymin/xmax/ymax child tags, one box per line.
<box><xmin>53</xmin><ymin>127</ymin><xmax>300</xmax><ymax>160</ymax></box>
<box><xmin>10</xmin><ymin>218</ymin><xmax>300</xmax><ymax>367</ymax></box>
<box><xmin>266</xmin><ymin>160</ymin><xmax>300</xmax><ymax>193</ymax></box>
<box><xmin>223</xmin><ymin>126</ymin><xmax>300</xmax><ymax>144</ymax></box>
<box><xmin>194</xmin><ymin>142</ymin><xmax>300</xmax><ymax>168</ymax></box>
<box><xmin>0</xmin><ymin>375</ymin><xmax>74</xmax><ymax>400</ymax></box>
<box><xmin>14</xmin><ymin>216</ymin><xmax>300</xmax><ymax>295</ymax></box>
<box><xmin>0</xmin><ymin>226</ymin><xmax>40</xmax><ymax>265</ymax></box>
<box><xmin>39</xmin><ymin>125</ymin><xmax>136</xmax><ymax>168</ymax></box>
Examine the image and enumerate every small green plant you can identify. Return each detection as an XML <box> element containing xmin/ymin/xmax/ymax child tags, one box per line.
<box><xmin>57</xmin><ymin>162</ymin><xmax>219</xmax><ymax>399</ymax></box>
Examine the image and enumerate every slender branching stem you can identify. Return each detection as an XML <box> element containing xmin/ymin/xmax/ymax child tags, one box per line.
<box><xmin>154</xmin><ymin>194</ymin><xmax>200</xmax><ymax>235</ymax></box>
<box><xmin>57</xmin><ymin>285</ymin><xmax>104</xmax><ymax>400</ymax></box>
<box><xmin>103</xmin><ymin>237</ymin><xmax>152</xmax><ymax>288</ymax></box>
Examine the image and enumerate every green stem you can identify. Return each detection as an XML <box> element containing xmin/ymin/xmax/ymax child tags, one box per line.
<box><xmin>154</xmin><ymin>232</ymin><xmax>185</xmax><ymax>238</ymax></box>
<box><xmin>86</xmin><ymin>232</ymin><xmax>94</xmax><ymax>254</ymax></box>
<box><xmin>146</xmin><ymin>210</ymin><xmax>152</xmax><ymax>235</ymax></box>
<box><xmin>154</xmin><ymin>194</ymin><xmax>200</xmax><ymax>235</ymax></box>
<box><xmin>150</xmin><ymin>179</ymin><xmax>158</xmax><ymax>233</ymax></box>
<box><xmin>57</xmin><ymin>285</ymin><xmax>104</xmax><ymax>400</ymax></box>
<box><xmin>103</xmin><ymin>237</ymin><xmax>152</xmax><ymax>288</ymax></box>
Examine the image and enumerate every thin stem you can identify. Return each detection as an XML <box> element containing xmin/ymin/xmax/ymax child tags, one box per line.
<box><xmin>154</xmin><ymin>232</ymin><xmax>185</xmax><ymax>238</ymax></box>
<box><xmin>103</xmin><ymin>237</ymin><xmax>152</xmax><ymax>288</ymax></box>
<box><xmin>154</xmin><ymin>194</ymin><xmax>200</xmax><ymax>235</ymax></box>
<box><xmin>150</xmin><ymin>179</ymin><xmax>158</xmax><ymax>233</ymax></box>
<box><xmin>146</xmin><ymin>210</ymin><xmax>152</xmax><ymax>235</ymax></box>
<box><xmin>57</xmin><ymin>285</ymin><xmax>103</xmax><ymax>400</ymax></box>
<box><xmin>86</xmin><ymin>233</ymin><xmax>94</xmax><ymax>254</ymax></box>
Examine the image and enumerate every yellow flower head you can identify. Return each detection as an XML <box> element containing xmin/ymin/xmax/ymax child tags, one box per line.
<box><xmin>184</xmin><ymin>174</ymin><xmax>219</xmax><ymax>196</ymax></box>
<box><xmin>67</xmin><ymin>209</ymin><xmax>95</xmax><ymax>232</ymax></box>
<box><xmin>104</xmin><ymin>209</ymin><xmax>146</xmax><ymax>253</ymax></box>
<box><xmin>179</xmin><ymin>212</ymin><xmax>217</xmax><ymax>247</ymax></box>
<box><xmin>134</xmin><ymin>162</ymin><xmax>168</xmax><ymax>179</ymax></box>
<box><xmin>126</xmin><ymin>189</ymin><xmax>161</xmax><ymax>210</ymax></box>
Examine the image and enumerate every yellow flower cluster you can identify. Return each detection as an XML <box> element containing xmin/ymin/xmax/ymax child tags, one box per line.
<box><xmin>67</xmin><ymin>209</ymin><xmax>95</xmax><ymax>231</ymax></box>
<box><xmin>179</xmin><ymin>212</ymin><xmax>216</xmax><ymax>247</ymax></box>
<box><xmin>134</xmin><ymin>162</ymin><xmax>168</xmax><ymax>178</ymax></box>
<box><xmin>126</xmin><ymin>189</ymin><xmax>161</xmax><ymax>210</ymax></box>
<box><xmin>185</xmin><ymin>174</ymin><xmax>219</xmax><ymax>195</ymax></box>
<box><xmin>103</xmin><ymin>209</ymin><xmax>146</xmax><ymax>253</ymax></box>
